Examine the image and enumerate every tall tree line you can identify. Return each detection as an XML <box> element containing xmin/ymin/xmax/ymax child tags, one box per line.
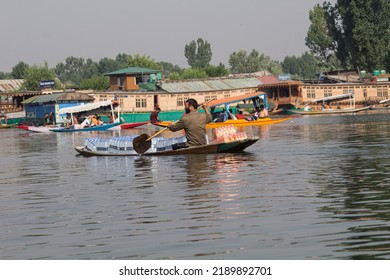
<box><xmin>306</xmin><ymin>0</ymin><xmax>390</xmax><ymax>72</ymax></box>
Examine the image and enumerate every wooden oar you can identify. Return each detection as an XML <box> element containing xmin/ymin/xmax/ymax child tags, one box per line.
<box><xmin>133</xmin><ymin>122</ymin><xmax>177</xmax><ymax>155</ymax></box>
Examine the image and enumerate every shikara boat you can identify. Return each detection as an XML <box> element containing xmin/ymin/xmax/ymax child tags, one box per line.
<box><xmin>50</xmin><ymin>100</ymin><xmax>122</xmax><ymax>132</ymax></box>
<box><xmin>120</xmin><ymin>121</ymin><xmax>149</xmax><ymax>129</ymax></box>
<box><xmin>153</xmin><ymin>92</ymin><xmax>291</xmax><ymax>128</ymax></box>
<box><xmin>74</xmin><ymin>137</ymin><xmax>259</xmax><ymax>157</ymax></box>
<box><xmin>17</xmin><ymin>125</ymin><xmax>58</xmax><ymax>133</ymax></box>
<box><xmin>286</xmin><ymin>92</ymin><xmax>370</xmax><ymax>115</ymax></box>
<box><xmin>287</xmin><ymin>106</ymin><xmax>370</xmax><ymax>115</ymax></box>
<box><xmin>50</xmin><ymin>122</ymin><xmax>120</xmax><ymax>132</ymax></box>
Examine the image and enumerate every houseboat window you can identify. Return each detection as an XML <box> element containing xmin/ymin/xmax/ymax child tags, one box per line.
<box><xmin>211</xmin><ymin>95</ymin><xmax>217</xmax><ymax>100</ymax></box>
<box><xmin>224</xmin><ymin>94</ymin><xmax>230</xmax><ymax>98</ymax></box>
<box><xmin>204</xmin><ymin>96</ymin><xmax>211</xmax><ymax>102</ymax></box>
<box><xmin>363</xmin><ymin>88</ymin><xmax>367</xmax><ymax>98</ymax></box>
<box><xmin>177</xmin><ymin>97</ymin><xmax>184</xmax><ymax>107</ymax></box>
<box><xmin>136</xmin><ymin>98</ymin><xmax>147</xmax><ymax>108</ymax></box>
<box><xmin>324</xmin><ymin>88</ymin><xmax>332</xmax><ymax>97</ymax></box>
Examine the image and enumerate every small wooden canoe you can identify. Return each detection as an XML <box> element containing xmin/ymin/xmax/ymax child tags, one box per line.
<box><xmin>120</xmin><ymin>121</ymin><xmax>149</xmax><ymax>129</ymax></box>
<box><xmin>74</xmin><ymin>137</ymin><xmax>259</xmax><ymax>157</ymax></box>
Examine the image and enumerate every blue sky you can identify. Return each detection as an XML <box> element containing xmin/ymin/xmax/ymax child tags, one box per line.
<box><xmin>1</xmin><ymin>0</ymin><xmax>334</xmax><ymax>72</ymax></box>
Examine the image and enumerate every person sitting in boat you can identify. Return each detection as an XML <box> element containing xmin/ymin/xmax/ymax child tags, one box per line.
<box><xmin>150</xmin><ymin>107</ymin><xmax>162</xmax><ymax>124</ymax></box>
<box><xmin>89</xmin><ymin>114</ymin><xmax>102</xmax><ymax>126</ymax></box>
<box><xmin>303</xmin><ymin>104</ymin><xmax>312</xmax><ymax>111</ymax></box>
<box><xmin>65</xmin><ymin>114</ymin><xmax>73</xmax><ymax>128</ymax></box>
<box><xmin>235</xmin><ymin>110</ymin><xmax>246</xmax><ymax>119</ymax></box>
<box><xmin>258</xmin><ymin>105</ymin><xmax>269</xmax><ymax>118</ymax></box>
<box><xmin>42</xmin><ymin>113</ymin><xmax>49</xmax><ymax>126</ymax></box>
<box><xmin>1</xmin><ymin>110</ymin><xmax>8</xmax><ymax>124</ymax></box>
<box><xmin>250</xmin><ymin>107</ymin><xmax>260</xmax><ymax>120</ymax></box>
<box><xmin>168</xmin><ymin>98</ymin><xmax>212</xmax><ymax>147</ymax></box>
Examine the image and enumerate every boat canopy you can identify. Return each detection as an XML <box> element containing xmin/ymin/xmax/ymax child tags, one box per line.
<box><xmin>59</xmin><ymin>100</ymin><xmax>114</xmax><ymax>114</ymax></box>
<box><xmin>379</xmin><ymin>98</ymin><xmax>390</xmax><ymax>104</ymax></box>
<box><xmin>312</xmin><ymin>92</ymin><xmax>354</xmax><ymax>103</ymax></box>
<box><xmin>207</xmin><ymin>92</ymin><xmax>267</xmax><ymax>108</ymax></box>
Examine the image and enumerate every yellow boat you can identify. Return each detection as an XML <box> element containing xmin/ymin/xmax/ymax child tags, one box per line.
<box><xmin>154</xmin><ymin>92</ymin><xmax>291</xmax><ymax>128</ymax></box>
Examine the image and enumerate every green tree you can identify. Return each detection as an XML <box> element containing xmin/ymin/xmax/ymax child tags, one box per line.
<box><xmin>167</xmin><ymin>72</ymin><xmax>181</xmax><ymax>80</ymax></box>
<box><xmin>23</xmin><ymin>62</ymin><xmax>56</xmax><ymax>91</ymax></box>
<box><xmin>81</xmin><ymin>76</ymin><xmax>109</xmax><ymax>90</ymax></box>
<box><xmin>184</xmin><ymin>38</ymin><xmax>212</xmax><ymax>68</ymax></box>
<box><xmin>54</xmin><ymin>56</ymin><xmax>86</xmax><ymax>86</ymax></box>
<box><xmin>82</xmin><ymin>58</ymin><xmax>100</xmax><ymax>79</ymax></box>
<box><xmin>204</xmin><ymin>63</ymin><xmax>229</xmax><ymax>77</ymax></box>
<box><xmin>98</xmin><ymin>57</ymin><xmax>122</xmax><ymax>74</ymax></box>
<box><xmin>282</xmin><ymin>52</ymin><xmax>321</xmax><ymax>80</ymax></box>
<box><xmin>308</xmin><ymin>0</ymin><xmax>390</xmax><ymax>72</ymax></box>
<box><xmin>281</xmin><ymin>56</ymin><xmax>300</xmax><ymax>75</ymax></box>
<box><xmin>157</xmin><ymin>61</ymin><xmax>183</xmax><ymax>78</ymax></box>
<box><xmin>305</xmin><ymin>5</ymin><xmax>335</xmax><ymax>66</ymax></box>
<box><xmin>229</xmin><ymin>49</ymin><xmax>280</xmax><ymax>74</ymax></box>
<box><xmin>298</xmin><ymin>52</ymin><xmax>321</xmax><ymax>80</ymax></box>
<box><xmin>181</xmin><ymin>68</ymin><xmax>208</xmax><ymax>79</ymax></box>
<box><xmin>116</xmin><ymin>53</ymin><xmax>162</xmax><ymax>69</ymax></box>
<box><xmin>0</xmin><ymin>72</ymin><xmax>12</xmax><ymax>79</ymax></box>
<box><xmin>11</xmin><ymin>61</ymin><xmax>30</xmax><ymax>79</ymax></box>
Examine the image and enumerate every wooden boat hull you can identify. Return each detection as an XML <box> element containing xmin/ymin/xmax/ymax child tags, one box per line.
<box><xmin>120</xmin><ymin>121</ymin><xmax>149</xmax><ymax>129</ymax></box>
<box><xmin>16</xmin><ymin>125</ymin><xmax>58</xmax><ymax>133</ymax></box>
<box><xmin>74</xmin><ymin>137</ymin><xmax>259</xmax><ymax>157</ymax></box>
<box><xmin>153</xmin><ymin>117</ymin><xmax>291</xmax><ymax>129</ymax></box>
<box><xmin>0</xmin><ymin>124</ymin><xmax>15</xmax><ymax>129</ymax></box>
<box><xmin>286</xmin><ymin>106</ymin><xmax>370</xmax><ymax>115</ymax></box>
<box><xmin>51</xmin><ymin>122</ymin><xmax>121</xmax><ymax>132</ymax></box>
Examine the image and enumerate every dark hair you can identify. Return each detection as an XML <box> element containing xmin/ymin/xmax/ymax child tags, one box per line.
<box><xmin>186</xmin><ymin>98</ymin><xmax>199</xmax><ymax>109</ymax></box>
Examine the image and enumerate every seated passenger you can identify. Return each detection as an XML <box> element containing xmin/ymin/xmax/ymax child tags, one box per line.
<box><xmin>235</xmin><ymin>110</ymin><xmax>246</xmax><ymax>119</ymax></box>
<box><xmin>259</xmin><ymin>105</ymin><xmax>269</xmax><ymax>118</ymax></box>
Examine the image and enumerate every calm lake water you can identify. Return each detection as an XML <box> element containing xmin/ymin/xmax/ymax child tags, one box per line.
<box><xmin>1</xmin><ymin>110</ymin><xmax>390</xmax><ymax>260</ymax></box>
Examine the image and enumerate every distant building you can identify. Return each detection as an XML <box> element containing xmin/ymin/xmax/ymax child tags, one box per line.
<box><xmin>258</xmin><ymin>70</ymin><xmax>390</xmax><ymax>108</ymax></box>
<box><xmin>104</xmin><ymin>67</ymin><xmax>163</xmax><ymax>91</ymax></box>
<box><xmin>23</xmin><ymin>92</ymin><xmax>94</xmax><ymax>123</ymax></box>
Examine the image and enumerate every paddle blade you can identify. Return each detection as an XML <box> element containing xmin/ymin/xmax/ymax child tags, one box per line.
<box><xmin>133</xmin><ymin>134</ymin><xmax>152</xmax><ymax>154</ymax></box>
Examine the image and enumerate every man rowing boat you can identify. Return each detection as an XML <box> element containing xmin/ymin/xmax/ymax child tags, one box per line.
<box><xmin>168</xmin><ymin>98</ymin><xmax>212</xmax><ymax>147</ymax></box>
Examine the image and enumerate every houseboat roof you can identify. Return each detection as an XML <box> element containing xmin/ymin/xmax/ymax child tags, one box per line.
<box><xmin>0</xmin><ymin>79</ymin><xmax>24</xmax><ymax>92</ymax></box>
<box><xmin>105</xmin><ymin>67</ymin><xmax>162</xmax><ymax>76</ymax></box>
<box><xmin>23</xmin><ymin>92</ymin><xmax>94</xmax><ymax>104</ymax></box>
<box><xmin>312</xmin><ymin>92</ymin><xmax>354</xmax><ymax>103</ymax></box>
<box><xmin>160</xmin><ymin>78</ymin><xmax>260</xmax><ymax>93</ymax></box>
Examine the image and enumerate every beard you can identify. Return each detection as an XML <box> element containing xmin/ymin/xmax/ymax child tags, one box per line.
<box><xmin>185</xmin><ymin>108</ymin><xmax>191</xmax><ymax>114</ymax></box>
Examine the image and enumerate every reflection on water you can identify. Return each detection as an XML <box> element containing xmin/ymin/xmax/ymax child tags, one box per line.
<box><xmin>1</xmin><ymin>111</ymin><xmax>390</xmax><ymax>259</ymax></box>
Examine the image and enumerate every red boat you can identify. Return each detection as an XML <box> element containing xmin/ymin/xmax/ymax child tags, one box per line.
<box><xmin>120</xmin><ymin>121</ymin><xmax>149</xmax><ymax>129</ymax></box>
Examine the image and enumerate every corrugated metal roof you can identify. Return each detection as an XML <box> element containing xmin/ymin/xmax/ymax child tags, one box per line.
<box><xmin>23</xmin><ymin>92</ymin><xmax>94</xmax><ymax>104</ymax></box>
<box><xmin>105</xmin><ymin>67</ymin><xmax>162</xmax><ymax>76</ymax></box>
<box><xmin>0</xmin><ymin>79</ymin><xmax>24</xmax><ymax>92</ymax></box>
<box><xmin>160</xmin><ymin>78</ymin><xmax>262</xmax><ymax>93</ymax></box>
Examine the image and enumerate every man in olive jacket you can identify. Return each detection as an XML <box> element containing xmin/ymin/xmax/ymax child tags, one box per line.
<box><xmin>168</xmin><ymin>98</ymin><xmax>212</xmax><ymax>147</ymax></box>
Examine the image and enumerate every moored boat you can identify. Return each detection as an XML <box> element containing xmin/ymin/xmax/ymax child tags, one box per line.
<box><xmin>0</xmin><ymin>123</ymin><xmax>15</xmax><ymax>129</ymax></box>
<box><xmin>50</xmin><ymin>122</ymin><xmax>120</xmax><ymax>132</ymax></box>
<box><xmin>286</xmin><ymin>106</ymin><xmax>370</xmax><ymax>115</ymax></box>
<box><xmin>286</xmin><ymin>92</ymin><xmax>370</xmax><ymax>115</ymax></box>
<box><xmin>120</xmin><ymin>121</ymin><xmax>149</xmax><ymax>129</ymax></box>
